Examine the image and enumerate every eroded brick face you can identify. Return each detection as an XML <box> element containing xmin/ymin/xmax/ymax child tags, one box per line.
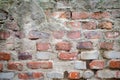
<box><xmin>56</xmin><ymin>41</ymin><xmax>72</xmax><ymax>51</ymax></box>
<box><xmin>77</xmin><ymin>41</ymin><xmax>93</xmax><ymax>50</ymax></box>
<box><xmin>0</xmin><ymin>52</ymin><xmax>11</xmax><ymax>61</ymax></box>
<box><xmin>18</xmin><ymin>72</ymin><xmax>44</xmax><ymax>79</ymax></box>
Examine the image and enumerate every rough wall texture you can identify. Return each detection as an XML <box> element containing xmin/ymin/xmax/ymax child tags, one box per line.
<box><xmin>0</xmin><ymin>0</ymin><xmax>120</xmax><ymax>80</ymax></box>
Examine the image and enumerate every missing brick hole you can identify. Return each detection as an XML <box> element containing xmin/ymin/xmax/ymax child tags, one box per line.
<box><xmin>64</xmin><ymin>71</ymin><xmax>68</xmax><ymax>78</ymax></box>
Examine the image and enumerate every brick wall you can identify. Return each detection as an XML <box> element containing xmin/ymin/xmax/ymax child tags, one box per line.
<box><xmin>0</xmin><ymin>0</ymin><xmax>120</xmax><ymax>80</ymax></box>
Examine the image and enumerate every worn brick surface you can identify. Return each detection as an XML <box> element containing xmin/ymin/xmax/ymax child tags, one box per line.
<box><xmin>18</xmin><ymin>72</ymin><xmax>44</xmax><ymax>79</ymax></box>
<box><xmin>0</xmin><ymin>52</ymin><xmax>11</xmax><ymax>61</ymax></box>
<box><xmin>77</xmin><ymin>41</ymin><xmax>93</xmax><ymax>50</ymax></box>
<box><xmin>56</xmin><ymin>41</ymin><xmax>72</xmax><ymax>51</ymax></box>
<box><xmin>7</xmin><ymin>62</ymin><xmax>23</xmax><ymax>71</ymax></box>
<box><xmin>27</xmin><ymin>61</ymin><xmax>53</xmax><ymax>69</ymax></box>
<box><xmin>58</xmin><ymin>52</ymin><xmax>78</xmax><ymax>60</ymax></box>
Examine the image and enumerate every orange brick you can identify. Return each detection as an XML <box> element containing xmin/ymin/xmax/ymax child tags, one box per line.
<box><xmin>68</xmin><ymin>72</ymin><xmax>80</xmax><ymax>79</ymax></box>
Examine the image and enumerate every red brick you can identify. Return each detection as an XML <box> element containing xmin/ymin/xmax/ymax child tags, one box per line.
<box><xmin>100</xmin><ymin>42</ymin><xmax>113</xmax><ymax>50</ymax></box>
<box><xmin>18</xmin><ymin>52</ymin><xmax>32</xmax><ymax>60</ymax></box>
<box><xmin>84</xmin><ymin>31</ymin><xmax>102</xmax><ymax>39</ymax></box>
<box><xmin>18</xmin><ymin>72</ymin><xmax>44</xmax><ymax>79</ymax></box>
<box><xmin>98</xmin><ymin>21</ymin><xmax>112</xmax><ymax>30</ymax></box>
<box><xmin>68</xmin><ymin>72</ymin><xmax>80</xmax><ymax>79</ymax></box>
<box><xmin>82</xmin><ymin>22</ymin><xmax>96</xmax><ymax>30</ymax></box>
<box><xmin>91</xmin><ymin>11</ymin><xmax>110</xmax><ymax>19</ymax></box>
<box><xmin>52</xmin><ymin>11</ymin><xmax>70</xmax><ymax>19</ymax></box>
<box><xmin>27</xmin><ymin>61</ymin><xmax>53</xmax><ymax>69</ymax></box>
<box><xmin>0</xmin><ymin>63</ymin><xmax>3</xmax><ymax>71</ymax></box>
<box><xmin>36</xmin><ymin>42</ymin><xmax>50</xmax><ymax>51</ymax></box>
<box><xmin>66</xmin><ymin>21</ymin><xmax>81</xmax><ymax>29</ymax></box>
<box><xmin>77</xmin><ymin>41</ymin><xmax>93</xmax><ymax>50</ymax></box>
<box><xmin>0</xmin><ymin>52</ymin><xmax>11</xmax><ymax>61</ymax></box>
<box><xmin>72</xmin><ymin>12</ymin><xmax>89</xmax><ymax>19</ymax></box>
<box><xmin>105</xmin><ymin>31</ymin><xmax>120</xmax><ymax>38</ymax></box>
<box><xmin>58</xmin><ymin>52</ymin><xmax>78</xmax><ymax>60</ymax></box>
<box><xmin>67</xmin><ymin>31</ymin><xmax>81</xmax><ymax>39</ymax></box>
<box><xmin>52</xmin><ymin>31</ymin><xmax>64</xmax><ymax>39</ymax></box>
<box><xmin>56</xmin><ymin>41</ymin><xmax>71</xmax><ymax>51</ymax></box>
<box><xmin>89</xmin><ymin>60</ymin><xmax>105</xmax><ymax>69</ymax></box>
<box><xmin>109</xmin><ymin>60</ymin><xmax>120</xmax><ymax>69</ymax></box>
<box><xmin>7</xmin><ymin>62</ymin><xmax>23</xmax><ymax>71</ymax></box>
<box><xmin>0</xmin><ymin>31</ymin><xmax>10</xmax><ymax>40</ymax></box>
<box><xmin>5</xmin><ymin>21</ymin><xmax>19</xmax><ymax>31</ymax></box>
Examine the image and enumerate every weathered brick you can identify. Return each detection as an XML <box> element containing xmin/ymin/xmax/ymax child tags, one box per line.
<box><xmin>56</xmin><ymin>41</ymin><xmax>71</xmax><ymax>51</ymax></box>
<box><xmin>7</xmin><ymin>62</ymin><xmax>23</xmax><ymax>71</ymax></box>
<box><xmin>74</xmin><ymin>61</ymin><xmax>86</xmax><ymax>69</ymax></box>
<box><xmin>5</xmin><ymin>21</ymin><xmax>19</xmax><ymax>31</ymax></box>
<box><xmin>52</xmin><ymin>31</ymin><xmax>64</xmax><ymax>39</ymax></box>
<box><xmin>66</xmin><ymin>21</ymin><xmax>81</xmax><ymax>29</ymax></box>
<box><xmin>116</xmin><ymin>71</ymin><xmax>120</xmax><ymax>78</ymax></box>
<box><xmin>0</xmin><ymin>63</ymin><xmax>3</xmax><ymax>71</ymax></box>
<box><xmin>67</xmin><ymin>31</ymin><xmax>81</xmax><ymax>39</ymax></box>
<box><xmin>0</xmin><ymin>72</ymin><xmax>15</xmax><ymax>79</ymax></box>
<box><xmin>111</xmin><ymin>9</ymin><xmax>120</xmax><ymax>18</ymax></box>
<box><xmin>104</xmin><ymin>51</ymin><xmax>120</xmax><ymax>59</ymax></box>
<box><xmin>68</xmin><ymin>71</ymin><xmax>80</xmax><ymax>79</ymax></box>
<box><xmin>105</xmin><ymin>31</ymin><xmax>120</xmax><ymax>38</ymax></box>
<box><xmin>0</xmin><ymin>9</ymin><xmax>8</xmax><ymax>20</ymax></box>
<box><xmin>14</xmin><ymin>31</ymin><xmax>25</xmax><ymax>39</ymax></box>
<box><xmin>0</xmin><ymin>52</ymin><xmax>11</xmax><ymax>61</ymax></box>
<box><xmin>58</xmin><ymin>52</ymin><xmax>78</xmax><ymax>60</ymax></box>
<box><xmin>28</xmin><ymin>30</ymin><xmax>50</xmax><ymax>40</ymax></box>
<box><xmin>96</xmin><ymin>70</ymin><xmax>115</xmax><ymax>78</ymax></box>
<box><xmin>98</xmin><ymin>21</ymin><xmax>112</xmax><ymax>30</ymax></box>
<box><xmin>89</xmin><ymin>60</ymin><xmax>105</xmax><ymax>69</ymax></box>
<box><xmin>82</xmin><ymin>22</ymin><xmax>96</xmax><ymax>30</ymax></box>
<box><xmin>36</xmin><ymin>52</ymin><xmax>53</xmax><ymax>60</ymax></box>
<box><xmin>80</xmin><ymin>50</ymin><xmax>100</xmax><ymax>60</ymax></box>
<box><xmin>0</xmin><ymin>31</ymin><xmax>10</xmax><ymax>40</ymax></box>
<box><xmin>87</xmin><ymin>78</ymin><xmax>101</xmax><ymax>80</ymax></box>
<box><xmin>27</xmin><ymin>61</ymin><xmax>53</xmax><ymax>69</ymax></box>
<box><xmin>72</xmin><ymin>12</ymin><xmax>90</xmax><ymax>19</ymax></box>
<box><xmin>52</xmin><ymin>11</ymin><xmax>70</xmax><ymax>19</ymax></box>
<box><xmin>47</xmin><ymin>71</ymin><xmax>64</xmax><ymax>79</ymax></box>
<box><xmin>91</xmin><ymin>12</ymin><xmax>110</xmax><ymax>19</ymax></box>
<box><xmin>36</xmin><ymin>42</ymin><xmax>50</xmax><ymax>51</ymax></box>
<box><xmin>18</xmin><ymin>52</ymin><xmax>32</xmax><ymax>60</ymax></box>
<box><xmin>18</xmin><ymin>72</ymin><xmax>44</xmax><ymax>79</ymax></box>
<box><xmin>100</xmin><ymin>42</ymin><xmax>113</xmax><ymax>50</ymax></box>
<box><xmin>84</xmin><ymin>31</ymin><xmax>102</xmax><ymax>39</ymax></box>
<box><xmin>56</xmin><ymin>1</ymin><xmax>71</xmax><ymax>9</ymax></box>
<box><xmin>77</xmin><ymin>41</ymin><xmax>93</xmax><ymax>50</ymax></box>
<box><xmin>109</xmin><ymin>60</ymin><xmax>120</xmax><ymax>69</ymax></box>
<box><xmin>83</xmin><ymin>70</ymin><xmax>94</xmax><ymax>79</ymax></box>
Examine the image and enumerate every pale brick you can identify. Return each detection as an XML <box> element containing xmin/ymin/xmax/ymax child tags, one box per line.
<box><xmin>36</xmin><ymin>52</ymin><xmax>53</xmax><ymax>60</ymax></box>
<box><xmin>96</xmin><ymin>70</ymin><xmax>115</xmax><ymax>78</ymax></box>
<box><xmin>83</xmin><ymin>70</ymin><xmax>94</xmax><ymax>79</ymax></box>
<box><xmin>80</xmin><ymin>50</ymin><xmax>100</xmax><ymax>60</ymax></box>
<box><xmin>74</xmin><ymin>61</ymin><xmax>86</xmax><ymax>69</ymax></box>
<box><xmin>47</xmin><ymin>71</ymin><xmax>64</xmax><ymax>79</ymax></box>
<box><xmin>87</xmin><ymin>78</ymin><xmax>101</xmax><ymax>80</ymax></box>
<box><xmin>104</xmin><ymin>51</ymin><xmax>120</xmax><ymax>59</ymax></box>
<box><xmin>0</xmin><ymin>72</ymin><xmax>15</xmax><ymax>79</ymax></box>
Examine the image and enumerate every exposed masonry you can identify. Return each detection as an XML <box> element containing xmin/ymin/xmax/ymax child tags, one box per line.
<box><xmin>0</xmin><ymin>0</ymin><xmax>120</xmax><ymax>80</ymax></box>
